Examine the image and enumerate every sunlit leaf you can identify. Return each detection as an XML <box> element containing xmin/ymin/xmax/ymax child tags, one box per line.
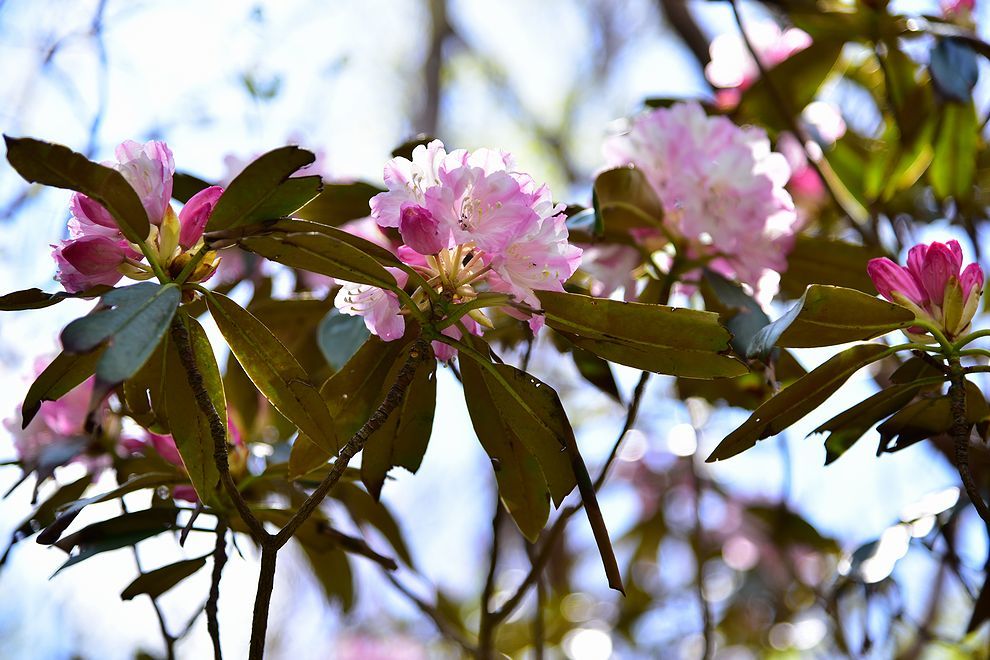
<box><xmin>930</xmin><ymin>101</ymin><xmax>978</xmax><ymax>201</ymax></box>
<box><xmin>206</xmin><ymin>292</ymin><xmax>338</xmax><ymax>455</ymax></box>
<box><xmin>707</xmin><ymin>343</ymin><xmax>891</xmax><ymax>462</ymax></box>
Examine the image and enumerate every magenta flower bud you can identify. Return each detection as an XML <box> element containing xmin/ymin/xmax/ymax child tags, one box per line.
<box><xmin>178</xmin><ymin>185</ymin><xmax>224</xmax><ymax>249</ymax></box>
<box><xmin>920</xmin><ymin>242</ymin><xmax>959</xmax><ymax>306</ymax></box>
<box><xmin>867</xmin><ymin>258</ymin><xmax>927</xmax><ymax>307</ymax></box>
<box><xmin>399</xmin><ymin>203</ymin><xmax>444</xmax><ymax>255</ymax></box>
<box><xmin>52</xmin><ymin>235</ymin><xmax>138</xmax><ymax>292</ymax></box>
<box><xmin>961</xmin><ymin>262</ymin><xmax>984</xmax><ymax>300</ymax></box>
<box><xmin>71</xmin><ymin>193</ymin><xmax>117</xmax><ymax>230</ymax></box>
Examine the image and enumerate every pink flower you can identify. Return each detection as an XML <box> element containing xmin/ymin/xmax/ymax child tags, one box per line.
<box><xmin>340</xmin><ymin>141</ymin><xmax>581</xmax><ymax>355</ymax></box>
<box><xmin>178</xmin><ymin>186</ymin><xmax>224</xmax><ymax>249</ymax></box>
<box><xmin>113</xmin><ymin>140</ymin><xmax>174</xmax><ymax>225</ymax></box>
<box><xmin>3</xmin><ymin>357</ymin><xmax>105</xmax><ymax>470</ymax></box>
<box><xmin>52</xmin><ymin>235</ymin><xmax>140</xmax><ymax>292</ymax></box>
<box><xmin>603</xmin><ymin>102</ymin><xmax>797</xmax><ymax>299</ymax></box>
<box><xmin>335</xmin><ymin>268</ymin><xmax>409</xmax><ymax>341</ymax></box>
<box><xmin>868</xmin><ymin>239</ymin><xmax>984</xmax><ymax>338</ymax></box>
<box><xmin>706</xmin><ymin>23</ymin><xmax>812</xmax><ymax>100</ymax></box>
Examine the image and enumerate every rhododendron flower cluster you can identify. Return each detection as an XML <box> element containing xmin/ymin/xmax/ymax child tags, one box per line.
<box><xmin>868</xmin><ymin>240</ymin><xmax>984</xmax><ymax>340</ymax></box>
<box><xmin>706</xmin><ymin>22</ymin><xmax>812</xmax><ymax>109</ymax></box>
<box><xmin>603</xmin><ymin>102</ymin><xmax>797</xmax><ymax>300</ymax></box>
<box><xmin>3</xmin><ymin>358</ymin><xmax>107</xmax><ymax>470</ymax></box>
<box><xmin>335</xmin><ymin>140</ymin><xmax>582</xmax><ymax>358</ymax></box>
<box><xmin>52</xmin><ymin>140</ymin><xmax>223</xmax><ymax>292</ymax></box>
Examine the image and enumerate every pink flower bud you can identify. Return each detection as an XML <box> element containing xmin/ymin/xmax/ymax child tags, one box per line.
<box><xmin>114</xmin><ymin>140</ymin><xmax>175</xmax><ymax>224</ymax></box>
<box><xmin>178</xmin><ymin>185</ymin><xmax>224</xmax><ymax>249</ymax></box>
<box><xmin>920</xmin><ymin>242</ymin><xmax>959</xmax><ymax>306</ymax></box>
<box><xmin>961</xmin><ymin>262</ymin><xmax>984</xmax><ymax>300</ymax></box>
<box><xmin>399</xmin><ymin>204</ymin><xmax>444</xmax><ymax>255</ymax></box>
<box><xmin>867</xmin><ymin>258</ymin><xmax>927</xmax><ymax>307</ymax></box>
<box><xmin>71</xmin><ymin>193</ymin><xmax>117</xmax><ymax>231</ymax></box>
<box><xmin>52</xmin><ymin>235</ymin><xmax>138</xmax><ymax>292</ymax></box>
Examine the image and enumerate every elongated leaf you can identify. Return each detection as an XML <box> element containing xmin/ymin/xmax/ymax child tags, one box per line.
<box><xmin>1</xmin><ymin>475</ymin><xmax>91</xmax><ymax>566</ymax></box>
<box><xmin>122</xmin><ymin>338</ymin><xmax>169</xmax><ymax>430</ymax></box>
<box><xmin>930</xmin><ymin>101</ymin><xmax>978</xmax><ymax>201</ymax></box>
<box><xmin>4</xmin><ymin>136</ymin><xmax>150</xmax><ymax>243</ymax></box>
<box><xmin>164</xmin><ymin>313</ymin><xmax>224</xmax><ymax>503</ymax></box>
<box><xmin>121</xmin><ymin>556</ymin><xmax>207</xmax><ymax>601</ymax></box>
<box><xmin>538</xmin><ymin>291</ymin><xmax>746</xmax><ymax>379</ymax></box>
<box><xmin>52</xmin><ymin>509</ymin><xmax>179</xmax><ymax>575</ymax></box>
<box><xmin>61</xmin><ymin>283</ymin><xmax>181</xmax><ymax>387</ymax></box>
<box><xmin>304</xmin><ymin>545</ymin><xmax>355</xmax><ymax>611</ymax></box>
<box><xmin>571</xmin><ymin>345</ymin><xmax>621</xmax><ymax>402</ymax></box>
<box><xmin>930</xmin><ymin>38</ymin><xmax>979</xmax><ymax>104</ymax></box>
<box><xmin>0</xmin><ymin>286</ymin><xmax>111</xmax><ymax>311</ymax></box>
<box><xmin>206</xmin><ymin>146</ymin><xmax>318</xmax><ymax>231</ymax></box>
<box><xmin>21</xmin><ymin>349</ymin><xmax>104</xmax><ymax>428</ymax></box>
<box><xmin>748</xmin><ymin>285</ymin><xmax>914</xmax><ymax>360</ymax></box>
<box><xmin>813</xmin><ymin>381</ymin><xmax>934</xmax><ymax>464</ymax></box>
<box><xmin>37</xmin><ymin>472</ymin><xmax>184</xmax><ymax>545</ymax></box>
<box><xmin>172</xmin><ymin>171</ymin><xmax>212</xmax><ymax>203</ymax></box>
<box><xmin>206</xmin><ymin>292</ymin><xmax>338</xmax><ymax>454</ymax></box>
<box><xmin>361</xmin><ymin>356</ymin><xmax>437</xmax><ymax>498</ymax></box>
<box><xmin>318</xmin><ymin>309</ymin><xmax>371</xmax><ymax>371</ymax></box>
<box><xmin>293</xmin><ymin>182</ymin><xmax>384</xmax><ymax>226</ymax></box>
<box><xmin>701</xmin><ymin>269</ymin><xmax>771</xmax><ymax>357</ymax></box>
<box><xmin>707</xmin><ymin>343</ymin><xmax>890</xmax><ymax>462</ymax></box>
<box><xmin>240</xmin><ymin>232</ymin><xmax>398</xmax><ymax>290</ymax></box>
<box><xmin>333</xmin><ymin>482</ymin><xmax>414</xmax><ymax>566</ymax></box>
<box><xmin>878</xmin><ymin>381</ymin><xmax>988</xmax><ymax>453</ymax></box>
<box><xmin>460</xmin><ymin>346</ymin><xmax>623</xmax><ymax>591</ymax></box>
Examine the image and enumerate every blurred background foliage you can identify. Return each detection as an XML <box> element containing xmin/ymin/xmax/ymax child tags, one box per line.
<box><xmin>2</xmin><ymin>0</ymin><xmax>990</xmax><ymax>658</ymax></box>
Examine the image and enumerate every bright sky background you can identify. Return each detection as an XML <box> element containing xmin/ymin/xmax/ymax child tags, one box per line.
<box><xmin>0</xmin><ymin>0</ymin><xmax>988</xmax><ymax>658</ymax></box>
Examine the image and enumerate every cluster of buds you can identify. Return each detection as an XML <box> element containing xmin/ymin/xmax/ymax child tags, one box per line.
<box><xmin>336</xmin><ymin>140</ymin><xmax>582</xmax><ymax>359</ymax></box>
<box><xmin>868</xmin><ymin>240</ymin><xmax>984</xmax><ymax>341</ymax></box>
<box><xmin>52</xmin><ymin>140</ymin><xmax>223</xmax><ymax>292</ymax></box>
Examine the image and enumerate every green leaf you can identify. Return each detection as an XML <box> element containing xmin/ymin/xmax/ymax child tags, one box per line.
<box><xmin>747</xmin><ymin>285</ymin><xmax>914</xmax><ymax>360</ymax></box>
<box><xmin>878</xmin><ymin>381</ymin><xmax>988</xmax><ymax>453</ymax></box>
<box><xmin>122</xmin><ymin>338</ymin><xmax>169</xmax><ymax>430</ymax></box>
<box><xmin>52</xmin><ymin>508</ymin><xmax>178</xmax><ymax>574</ymax></box>
<box><xmin>459</xmin><ymin>344</ymin><xmax>623</xmax><ymax>591</ymax></box>
<box><xmin>930</xmin><ymin>101</ymin><xmax>978</xmax><ymax>201</ymax></box>
<box><xmin>121</xmin><ymin>556</ymin><xmax>207</xmax><ymax>601</ymax></box>
<box><xmin>164</xmin><ymin>313</ymin><xmax>224</xmax><ymax>504</ymax></box>
<box><xmin>930</xmin><ymin>38</ymin><xmax>979</xmax><ymax>104</ymax></box>
<box><xmin>206</xmin><ymin>146</ymin><xmax>319</xmax><ymax>231</ymax></box>
<box><xmin>4</xmin><ymin>136</ymin><xmax>151</xmax><ymax>243</ymax></box>
<box><xmin>736</xmin><ymin>39</ymin><xmax>843</xmax><ymax>132</ymax></box>
<box><xmin>707</xmin><ymin>343</ymin><xmax>891</xmax><ymax>462</ymax></box>
<box><xmin>537</xmin><ymin>291</ymin><xmax>747</xmax><ymax>379</ymax></box>
<box><xmin>239</xmin><ymin>231</ymin><xmax>398</xmax><ymax>290</ymax></box>
<box><xmin>779</xmin><ymin>237</ymin><xmax>886</xmax><ymax>299</ymax></box>
<box><xmin>303</xmin><ymin>545</ymin><xmax>355</xmax><ymax>611</ymax></box>
<box><xmin>21</xmin><ymin>349</ymin><xmax>104</xmax><ymax>428</ymax></box>
<box><xmin>813</xmin><ymin>380</ymin><xmax>935</xmax><ymax>465</ymax></box>
<box><xmin>206</xmin><ymin>292</ymin><xmax>338</xmax><ymax>455</ymax></box>
<box><xmin>0</xmin><ymin>286</ymin><xmax>112</xmax><ymax>311</ymax></box>
<box><xmin>60</xmin><ymin>283</ymin><xmax>181</xmax><ymax>387</ymax></box>
<box><xmin>2</xmin><ymin>475</ymin><xmax>92</xmax><ymax>565</ymax></box>
<box><xmin>37</xmin><ymin>472</ymin><xmax>184</xmax><ymax>545</ymax></box>
<box><xmin>361</xmin><ymin>355</ymin><xmax>437</xmax><ymax>498</ymax></box>
<box><xmin>317</xmin><ymin>309</ymin><xmax>371</xmax><ymax>372</ymax></box>
<box><xmin>333</xmin><ymin>482</ymin><xmax>414</xmax><ymax>566</ymax></box>
<box><xmin>391</xmin><ymin>135</ymin><xmax>437</xmax><ymax>159</ymax></box>
<box><xmin>593</xmin><ymin>167</ymin><xmax>662</xmax><ymax>239</ymax></box>
<box><xmin>293</xmin><ymin>182</ymin><xmax>385</xmax><ymax>227</ymax></box>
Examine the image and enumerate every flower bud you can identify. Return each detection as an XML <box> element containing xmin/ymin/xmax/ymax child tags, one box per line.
<box><xmin>53</xmin><ymin>235</ymin><xmax>138</xmax><ymax>292</ymax></box>
<box><xmin>179</xmin><ymin>186</ymin><xmax>224</xmax><ymax>249</ymax></box>
<box><xmin>399</xmin><ymin>204</ymin><xmax>444</xmax><ymax>255</ymax></box>
<box><xmin>866</xmin><ymin>258</ymin><xmax>927</xmax><ymax>307</ymax></box>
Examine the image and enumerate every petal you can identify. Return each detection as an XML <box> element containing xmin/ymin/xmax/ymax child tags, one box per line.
<box><xmin>867</xmin><ymin>257</ymin><xmax>927</xmax><ymax>306</ymax></box>
<box><xmin>920</xmin><ymin>242</ymin><xmax>958</xmax><ymax>304</ymax></box>
<box><xmin>178</xmin><ymin>185</ymin><xmax>224</xmax><ymax>248</ymax></box>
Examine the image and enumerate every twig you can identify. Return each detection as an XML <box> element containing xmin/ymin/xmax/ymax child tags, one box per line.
<box><xmin>526</xmin><ymin>543</ymin><xmax>546</xmax><ymax>660</ymax></box>
<box><xmin>122</xmin><ymin>500</ymin><xmax>176</xmax><ymax>660</ymax></box>
<box><xmin>947</xmin><ymin>357</ymin><xmax>990</xmax><ymax>528</ymax></box>
<box><xmin>207</xmin><ymin>520</ymin><xmax>228</xmax><ymax>660</ymax></box>
<box><xmin>477</xmin><ymin>495</ymin><xmax>504</xmax><ymax>658</ymax></box>
<box><xmin>384</xmin><ymin>573</ymin><xmax>477</xmax><ymax>653</ymax></box>
<box><xmin>170</xmin><ymin>317</ymin><xmax>270</xmax><ymax>544</ymax></box>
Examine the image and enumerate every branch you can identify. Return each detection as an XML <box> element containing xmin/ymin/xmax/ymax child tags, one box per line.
<box><xmin>477</xmin><ymin>495</ymin><xmax>505</xmax><ymax>659</ymax></box>
<box><xmin>169</xmin><ymin>317</ymin><xmax>270</xmax><ymax>544</ymax></box>
<box><xmin>207</xmin><ymin>520</ymin><xmax>228</xmax><ymax>660</ymax></box>
<box><xmin>658</xmin><ymin>0</ymin><xmax>711</xmax><ymax>73</ymax></box>
<box><xmin>948</xmin><ymin>357</ymin><xmax>990</xmax><ymax>528</ymax></box>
